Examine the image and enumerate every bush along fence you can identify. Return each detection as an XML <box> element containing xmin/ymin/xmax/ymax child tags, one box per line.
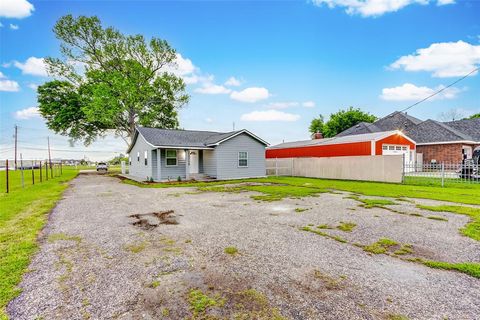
<box><xmin>1</xmin><ymin>159</ymin><xmax>64</xmax><ymax>193</ymax></box>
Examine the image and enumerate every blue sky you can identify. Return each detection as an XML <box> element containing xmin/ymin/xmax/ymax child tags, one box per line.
<box><xmin>0</xmin><ymin>0</ymin><xmax>479</xmax><ymax>160</ymax></box>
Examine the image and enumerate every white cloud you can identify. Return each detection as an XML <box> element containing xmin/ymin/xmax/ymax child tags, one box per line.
<box><xmin>224</xmin><ymin>77</ymin><xmax>242</xmax><ymax>86</ymax></box>
<box><xmin>0</xmin><ymin>71</ymin><xmax>5</xmax><ymax>78</ymax></box>
<box><xmin>195</xmin><ymin>83</ymin><xmax>231</xmax><ymax>95</ymax></box>
<box><xmin>437</xmin><ymin>0</ymin><xmax>455</xmax><ymax>5</ymax></box>
<box><xmin>390</xmin><ymin>41</ymin><xmax>480</xmax><ymax>77</ymax></box>
<box><xmin>0</xmin><ymin>79</ymin><xmax>20</xmax><ymax>92</ymax></box>
<box><xmin>230</xmin><ymin>87</ymin><xmax>270</xmax><ymax>103</ymax></box>
<box><xmin>0</xmin><ymin>0</ymin><xmax>34</xmax><ymax>19</ymax></box>
<box><xmin>311</xmin><ymin>0</ymin><xmax>453</xmax><ymax>17</ymax></box>
<box><xmin>9</xmin><ymin>23</ymin><xmax>18</xmax><ymax>30</ymax></box>
<box><xmin>27</xmin><ymin>83</ymin><xmax>38</xmax><ymax>90</ymax></box>
<box><xmin>172</xmin><ymin>53</ymin><xmax>196</xmax><ymax>76</ymax></box>
<box><xmin>380</xmin><ymin>83</ymin><xmax>461</xmax><ymax>101</ymax></box>
<box><xmin>302</xmin><ymin>101</ymin><xmax>316</xmax><ymax>108</ymax></box>
<box><xmin>14</xmin><ymin>57</ymin><xmax>48</xmax><ymax>76</ymax></box>
<box><xmin>14</xmin><ymin>107</ymin><xmax>40</xmax><ymax>119</ymax></box>
<box><xmin>265</xmin><ymin>101</ymin><xmax>300</xmax><ymax>109</ymax></box>
<box><xmin>205</xmin><ymin>117</ymin><xmax>213</xmax><ymax>123</ymax></box>
<box><xmin>241</xmin><ymin>110</ymin><xmax>300</xmax><ymax>122</ymax></box>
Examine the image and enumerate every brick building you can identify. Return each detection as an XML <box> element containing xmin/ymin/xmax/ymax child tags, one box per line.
<box><xmin>336</xmin><ymin>112</ymin><xmax>480</xmax><ymax>164</ymax></box>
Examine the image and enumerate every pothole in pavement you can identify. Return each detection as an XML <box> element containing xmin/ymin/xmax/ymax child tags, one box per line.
<box><xmin>129</xmin><ymin>210</ymin><xmax>178</xmax><ymax>230</ymax></box>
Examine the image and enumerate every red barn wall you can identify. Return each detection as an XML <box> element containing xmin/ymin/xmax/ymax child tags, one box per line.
<box><xmin>375</xmin><ymin>135</ymin><xmax>416</xmax><ymax>155</ymax></box>
<box><xmin>266</xmin><ymin>141</ymin><xmax>372</xmax><ymax>159</ymax></box>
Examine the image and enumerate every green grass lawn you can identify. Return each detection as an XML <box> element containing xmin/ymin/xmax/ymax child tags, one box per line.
<box><xmin>0</xmin><ymin>168</ymin><xmax>79</xmax><ymax>319</ymax></box>
<box><xmin>122</xmin><ymin>175</ymin><xmax>480</xmax><ymax>205</ymax></box>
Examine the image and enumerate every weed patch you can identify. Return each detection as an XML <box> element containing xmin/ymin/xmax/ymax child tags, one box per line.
<box><xmin>124</xmin><ymin>241</ymin><xmax>148</xmax><ymax>253</ymax></box>
<box><xmin>427</xmin><ymin>215</ymin><xmax>448</xmax><ymax>221</ymax></box>
<box><xmin>363</xmin><ymin>238</ymin><xmax>398</xmax><ymax>254</ymax></box>
<box><xmin>313</xmin><ymin>270</ymin><xmax>346</xmax><ymax>289</ymax></box>
<box><xmin>188</xmin><ymin>289</ymin><xmax>225</xmax><ymax>316</ymax></box>
<box><xmin>336</xmin><ymin>221</ymin><xmax>357</xmax><ymax>232</ymax></box>
<box><xmin>48</xmin><ymin>233</ymin><xmax>82</xmax><ymax>244</ymax></box>
<box><xmin>417</xmin><ymin>205</ymin><xmax>480</xmax><ymax>241</ymax></box>
<box><xmin>224</xmin><ymin>246</ymin><xmax>238</xmax><ymax>255</ymax></box>
<box><xmin>301</xmin><ymin>226</ymin><xmax>347</xmax><ymax>243</ymax></box>
<box><xmin>394</xmin><ymin>244</ymin><xmax>413</xmax><ymax>255</ymax></box>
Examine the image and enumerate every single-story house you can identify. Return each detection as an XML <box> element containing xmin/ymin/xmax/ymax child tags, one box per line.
<box><xmin>126</xmin><ymin>127</ymin><xmax>269</xmax><ymax>181</ymax></box>
<box><xmin>266</xmin><ymin>130</ymin><xmax>416</xmax><ymax>166</ymax></box>
<box><xmin>336</xmin><ymin>111</ymin><xmax>480</xmax><ymax>163</ymax></box>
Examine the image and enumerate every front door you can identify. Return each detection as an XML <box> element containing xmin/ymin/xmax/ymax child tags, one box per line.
<box><xmin>189</xmin><ymin>151</ymin><xmax>199</xmax><ymax>174</ymax></box>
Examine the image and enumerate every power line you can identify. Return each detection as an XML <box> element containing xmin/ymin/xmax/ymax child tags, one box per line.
<box><xmin>399</xmin><ymin>67</ymin><xmax>479</xmax><ymax>113</ymax></box>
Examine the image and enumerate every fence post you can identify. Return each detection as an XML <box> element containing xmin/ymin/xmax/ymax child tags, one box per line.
<box><xmin>401</xmin><ymin>154</ymin><xmax>405</xmax><ymax>183</ymax></box>
<box><xmin>50</xmin><ymin>161</ymin><xmax>53</xmax><ymax>179</ymax></box>
<box><xmin>39</xmin><ymin>160</ymin><xmax>42</xmax><ymax>182</ymax></box>
<box><xmin>45</xmin><ymin>161</ymin><xmax>48</xmax><ymax>181</ymax></box>
<box><xmin>20</xmin><ymin>154</ymin><xmax>24</xmax><ymax>188</ymax></box>
<box><xmin>60</xmin><ymin>162</ymin><xmax>62</xmax><ymax>175</ymax></box>
<box><xmin>441</xmin><ymin>163</ymin><xmax>445</xmax><ymax>187</ymax></box>
<box><xmin>31</xmin><ymin>162</ymin><xmax>35</xmax><ymax>185</ymax></box>
<box><xmin>6</xmin><ymin>159</ymin><xmax>9</xmax><ymax>193</ymax></box>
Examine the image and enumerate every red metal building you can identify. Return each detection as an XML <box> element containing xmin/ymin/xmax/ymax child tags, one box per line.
<box><xmin>266</xmin><ymin>131</ymin><xmax>416</xmax><ymax>164</ymax></box>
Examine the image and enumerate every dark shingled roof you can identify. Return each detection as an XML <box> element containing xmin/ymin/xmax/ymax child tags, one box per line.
<box><xmin>407</xmin><ymin>120</ymin><xmax>471</xmax><ymax>144</ymax></box>
<box><xmin>336</xmin><ymin>111</ymin><xmax>480</xmax><ymax>144</ymax></box>
<box><xmin>444</xmin><ymin>118</ymin><xmax>480</xmax><ymax>141</ymax></box>
<box><xmin>335</xmin><ymin>122</ymin><xmax>381</xmax><ymax>137</ymax></box>
<box><xmin>127</xmin><ymin>127</ymin><xmax>268</xmax><ymax>153</ymax></box>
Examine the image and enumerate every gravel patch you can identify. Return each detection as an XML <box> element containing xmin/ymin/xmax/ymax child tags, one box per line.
<box><xmin>7</xmin><ymin>174</ymin><xmax>480</xmax><ymax>319</ymax></box>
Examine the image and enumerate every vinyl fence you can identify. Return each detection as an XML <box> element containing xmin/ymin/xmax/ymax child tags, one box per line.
<box><xmin>266</xmin><ymin>155</ymin><xmax>404</xmax><ymax>183</ymax></box>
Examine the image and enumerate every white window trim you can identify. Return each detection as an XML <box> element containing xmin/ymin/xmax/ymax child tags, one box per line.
<box><xmin>137</xmin><ymin>151</ymin><xmax>140</xmax><ymax>162</ymax></box>
<box><xmin>165</xmin><ymin>149</ymin><xmax>178</xmax><ymax>167</ymax></box>
<box><xmin>238</xmin><ymin>151</ymin><xmax>248</xmax><ymax>168</ymax></box>
<box><xmin>144</xmin><ymin>150</ymin><xmax>148</xmax><ymax>166</ymax></box>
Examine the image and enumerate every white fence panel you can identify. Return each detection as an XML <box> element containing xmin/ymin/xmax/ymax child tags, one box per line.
<box><xmin>266</xmin><ymin>155</ymin><xmax>403</xmax><ymax>183</ymax></box>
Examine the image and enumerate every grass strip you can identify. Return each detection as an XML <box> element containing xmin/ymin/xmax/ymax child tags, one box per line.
<box><xmin>0</xmin><ymin>168</ymin><xmax>78</xmax><ymax>319</ymax></box>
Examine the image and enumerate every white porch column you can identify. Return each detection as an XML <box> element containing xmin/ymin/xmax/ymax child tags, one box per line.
<box><xmin>185</xmin><ymin>149</ymin><xmax>190</xmax><ymax>180</ymax></box>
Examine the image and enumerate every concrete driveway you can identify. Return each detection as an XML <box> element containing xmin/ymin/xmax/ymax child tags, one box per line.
<box><xmin>7</xmin><ymin>174</ymin><xmax>480</xmax><ymax>319</ymax></box>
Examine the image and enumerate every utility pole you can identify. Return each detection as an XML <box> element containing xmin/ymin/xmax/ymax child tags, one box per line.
<box><xmin>14</xmin><ymin>125</ymin><xmax>18</xmax><ymax>170</ymax></box>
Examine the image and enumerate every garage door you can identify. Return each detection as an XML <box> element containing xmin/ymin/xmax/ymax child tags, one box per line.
<box><xmin>382</xmin><ymin>144</ymin><xmax>414</xmax><ymax>170</ymax></box>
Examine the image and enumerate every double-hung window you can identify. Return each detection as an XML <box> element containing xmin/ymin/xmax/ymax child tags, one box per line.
<box><xmin>144</xmin><ymin>151</ymin><xmax>148</xmax><ymax>166</ymax></box>
<box><xmin>166</xmin><ymin>150</ymin><xmax>177</xmax><ymax>166</ymax></box>
<box><xmin>238</xmin><ymin>152</ymin><xmax>248</xmax><ymax>167</ymax></box>
<box><xmin>137</xmin><ymin>152</ymin><xmax>140</xmax><ymax>162</ymax></box>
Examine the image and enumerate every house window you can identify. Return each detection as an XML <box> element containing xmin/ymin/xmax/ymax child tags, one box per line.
<box><xmin>166</xmin><ymin>149</ymin><xmax>177</xmax><ymax>166</ymax></box>
<box><xmin>144</xmin><ymin>151</ymin><xmax>148</xmax><ymax>166</ymax></box>
<box><xmin>395</xmin><ymin>146</ymin><xmax>402</xmax><ymax>150</ymax></box>
<box><xmin>137</xmin><ymin>152</ymin><xmax>140</xmax><ymax>162</ymax></box>
<box><xmin>238</xmin><ymin>152</ymin><xmax>248</xmax><ymax>167</ymax></box>
<box><xmin>129</xmin><ymin>157</ymin><xmax>131</xmax><ymax>165</ymax></box>
<box><xmin>382</xmin><ymin>146</ymin><xmax>388</xmax><ymax>150</ymax></box>
<box><xmin>388</xmin><ymin>146</ymin><xmax>395</xmax><ymax>150</ymax></box>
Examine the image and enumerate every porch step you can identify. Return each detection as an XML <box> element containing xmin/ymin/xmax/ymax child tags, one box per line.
<box><xmin>189</xmin><ymin>173</ymin><xmax>215</xmax><ymax>181</ymax></box>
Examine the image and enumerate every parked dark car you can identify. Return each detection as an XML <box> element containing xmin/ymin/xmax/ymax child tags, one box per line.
<box><xmin>459</xmin><ymin>159</ymin><xmax>479</xmax><ymax>181</ymax></box>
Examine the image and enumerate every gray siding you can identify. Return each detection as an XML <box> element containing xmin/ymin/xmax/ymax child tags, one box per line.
<box><xmin>214</xmin><ymin>133</ymin><xmax>266</xmax><ymax>179</ymax></box>
<box><xmin>203</xmin><ymin>150</ymin><xmax>217</xmax><ymax>178</ymax></box>
<box><xmin>160</xmin><ymin>149</ymin><xmax>187</xmax><ymax>180</ymax></box>
<box><xmin>128</xmin><ymin>134</ymin><xmax>153</xmax><ymax>181</ymax></box>
<box><xmin>151</xmin><ymin>149</ymin><xmax>158</xmax><ymax>180</ymax></box>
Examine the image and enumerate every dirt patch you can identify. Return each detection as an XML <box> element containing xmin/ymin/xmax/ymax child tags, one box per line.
<box><xmin>130</xmin><ymin>210</ymin><xmax>178</xmax><ymax>230</ymax></box>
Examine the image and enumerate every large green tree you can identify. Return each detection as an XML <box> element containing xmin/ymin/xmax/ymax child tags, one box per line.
<box><xmin>309</xmin><ymin>107</ymin><xmax>376</xmax><ymax>138</ymax></box>
<box><xmin>468</xmin><ymin>113</ymin><xmax>480</xmax><ymax>119</ymax></box>
<box><xmin>38</xmin><ymin>15</ymin><xmax>189</xmax><ymax>145</ymax></box>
